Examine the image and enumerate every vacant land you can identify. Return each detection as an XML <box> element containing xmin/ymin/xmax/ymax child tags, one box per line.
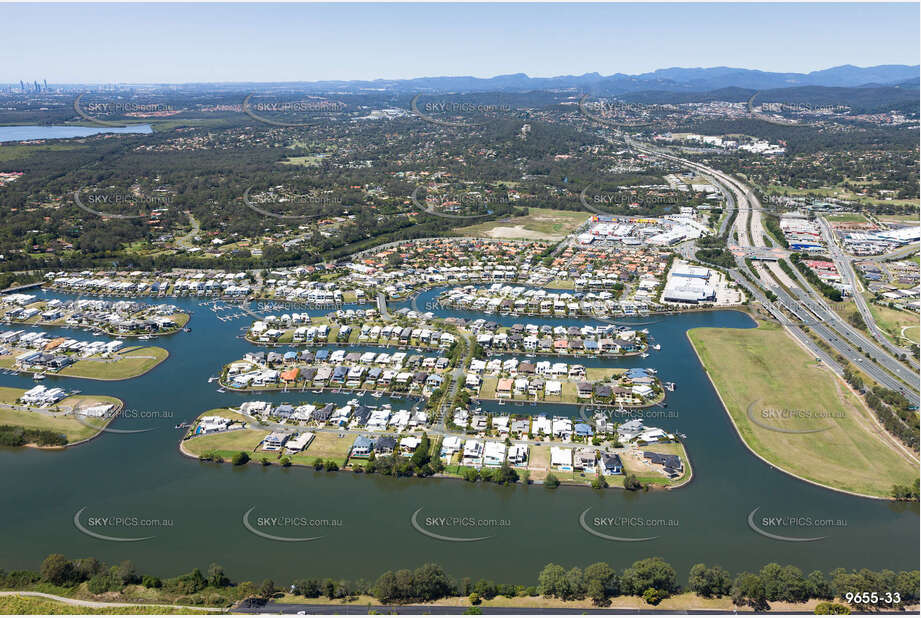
<box><xmin>290</xmin><ymin>431</ymin><xmax>353</xmax><ymax>466</ymax></box>
<box><xmin>688</xmin><ymin>320</ymin><xmax>917</xmax><ymax>498</ymax></box>
<box><xmin>825</xmin><ymin>212</ymin><xmax>868</xmax><ymax>223</ymax></box>
<box><xmin>57</xmin><ymin>346</ymin><xmax>169</xmax><ymax>380</ymax></box>
<box><xmin>0</xmin><ymin>386</ymin><xmax>122</xmax><ymax>444</ymax></box>
<box><xmin>183</xmin><ymin>428</ymin><xmax>267</xmax><ymax>459</ymax></box>
<box><xmin>455</xmin><ymin>208</ymin><xmax>590</xmax><ymax>241</ymax></box>
<box><xmin>864</xmin><ymin>296</ymin><xmax>920</xmax><ymax>346</ymax></box>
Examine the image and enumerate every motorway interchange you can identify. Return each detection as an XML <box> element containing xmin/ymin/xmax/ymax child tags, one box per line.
<box><xmin>624</xmin><ymin>137</ymin><xmax>920</xmax><ymax>408</ymax></box>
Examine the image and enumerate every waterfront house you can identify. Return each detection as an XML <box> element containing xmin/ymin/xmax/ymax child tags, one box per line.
<box><xmin>286</xmin><ymin>432</ymin><xmax>315</xmax><ymax>453</ymax></box>
<box><xmin>573</xmin><ymin>447</ymin><xmax>596</xmax><ymax>470</ymax></box>
<box><xmin>441</xmin><ymin>435</ymin><xmax>463</xmax><ymax>460</ymax></box>
<box><xmin>462</xmin><ymin>439</ymin><xmax>484</xmax><ymax>466</ymax></box>
<box><xmin>576</xmin><ymin>381</ymin><xmax>594</xmax><ymax>399</ymax></box>
<box><xmin>263</xmin><ymin>432</ymin><xmax>289</xmax><ymax>451</ymax></box>
<box><xmin>483</xmin><ymin>441</ymin><xmax>507</xmax><ymax>467</ymax></box>
<box><xmin>550</xmin><ymin>446</ymin><xmax>573</xmax><ymax>471</ymax></box>
<box><xmin>350</xmin><ymin>435</ymin><xmax>374</xmax><ymax>458</ymax></box>
<box><xmin>496</xmin><ymin>378</ymin><xmax>513</xmax><ymax>398</ymax></box>
<box><xmin>598</xmin><ymin>452</ymin><xmax>623</xmax><ymax>475</ymax></box>
<box><xmin>313</xmin><ymin>403</ymin><xmax>335</xmax><ymax>423</ymax></box>
<box><xmin>507</xmin><ymin>444</ymin><xmax>528</xmax><ymax>465</ymax></box>
<box><xmin>399</xmin><ymin>436</ymin><xmax>421</xmax><ymax>455</ymax></box>
<box><xmin>644</xmin><ymin>451</ymin><xmax>683</xmax><ymax>478</ymax></box>
<box><xmin>374</xmin><ymin>436</ymin><xmax>397</xmax><ymax>456</ymax></box>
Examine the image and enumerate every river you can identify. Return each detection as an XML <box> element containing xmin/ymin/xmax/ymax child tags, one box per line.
<box><xmin>0</xmin><ymin>287</ymin><xmax>916</xmax><ymax>584</ymax></box>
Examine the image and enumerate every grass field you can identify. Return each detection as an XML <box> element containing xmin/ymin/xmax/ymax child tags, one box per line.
<box><xmin>183</xmin><ymin>428</ymin><xmax>268</xmax><ymax>459</ymax></box>
<box><xmin>688</xmin><ymin>320</ymin><xmax>917</xmax><ymax>497</ymax></box>
<box><xmin>454</xmin><ymin>208</ymin><xmax>590</xmax><ymax>241</ymax></box>
<box><xmin>0</xmin><ymin>143</ymin><xmax>84</xmax><ymax>162</ymax></box>
<box><xmin>57</xmin><ymin>346</ymin><xmax>169</xmax><ymax>380</ymax></box>
<box><xmin>0</xmin><ymin>387</ymin><xmax>121</xmax><ymax>443</ymax></box>
<box><xmin>825</xmin><ymin>213</ymin><xmax>868</xmax><ymax>223</ymax></box>
<box><xmin>289</xmin><ymin>431</ymin><xmax>353</xmax><ymax>466</ymax></box>
<box><xmin>280</xmin><ymin>155</ymin><xmax>325</xmax><ymax>167</ymax></box>
<box><xmin>864</xmin><ymin>296</ymin><xmax>920</xmax><ymax>346</ymax></box>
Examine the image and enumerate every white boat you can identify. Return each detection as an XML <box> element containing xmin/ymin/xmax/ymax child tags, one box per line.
<box><xmin>652</xmin><ymin>344</ymin><xmax>661</xmax><ymax>350</ymax></box>
<box><xmin>641</xmin><ymin>352</ymin><xmax>649</xmax><ymax>358</ymax></box>
<box><xmin>33</xmin><ymin>373</ymin><xmax>46</xmax><ymax>380</ymax></box>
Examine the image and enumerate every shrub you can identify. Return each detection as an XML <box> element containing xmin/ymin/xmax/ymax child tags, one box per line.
<box><xmin>815</xmin><ymin>602</ymin><xmax>851</xmax><ymax>614</ymax></box>
<box><xmin>231</xmin><ymin>451</ymin><xmax>250</xmax><ymax>466</ymax></box>
<box><xmin>544</xmin><ymin>473</ymin><xmax>560</xmax><ymax>488</ymax></box>
<box><xmin>642</xmin><ymin>587</ymin><xmax>668</xmax><ymax>605</ymax></box>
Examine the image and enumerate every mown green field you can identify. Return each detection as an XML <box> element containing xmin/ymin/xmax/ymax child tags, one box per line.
<box><xmin>688</xmin><ymin>320</ymin><xmax>917</xmax><ymax>497</ymax></box>
<box><xmin>0</xmin><ymin>387</ymin><xmax>121</xmax><ymax>443</ymax></box>
<box><xmin>57</xmin><ymin>347</ymin><xmax>169</xmax><ymax>380</ymax></box>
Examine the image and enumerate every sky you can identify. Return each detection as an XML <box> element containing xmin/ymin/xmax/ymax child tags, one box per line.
<box><xmin>1</xmin><ymin>3</ymin><xmax>919</xmax><ymax>84</ymax></box>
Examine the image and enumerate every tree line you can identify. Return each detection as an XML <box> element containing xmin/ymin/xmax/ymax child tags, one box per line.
<box><xmin>2</xmin><ymin>553</ymin><xmax>916</xmax><ymax>613</ymax></box>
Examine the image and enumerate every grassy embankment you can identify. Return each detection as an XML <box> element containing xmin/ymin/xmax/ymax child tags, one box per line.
<box><xmin>0</xmin><ymin>595</ymin><xmax>213</xmax><ymax>615</ymax></box>
<box><xmin>0</xmin><ymin>386</ymin><xmax>122</xmax><ymax>444</ymax></box>
<box><xmin>688</xmin><ymin>320</ymin><xmax>917</xmax><ymax>498</ymax></box>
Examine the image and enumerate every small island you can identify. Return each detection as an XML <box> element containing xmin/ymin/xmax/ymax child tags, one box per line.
<box><xmin>0</xmin><ymin>385</ymin><xmax>124</xmax><ymax>448</ymax></box>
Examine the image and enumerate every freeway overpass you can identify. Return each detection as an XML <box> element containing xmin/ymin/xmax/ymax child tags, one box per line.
<box><xmin>624</xmin><ymin>136</ymin><xmax>919</xmax><ymax>407</ymax></box>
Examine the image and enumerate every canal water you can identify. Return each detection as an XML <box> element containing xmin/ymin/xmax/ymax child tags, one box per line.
<box><xmin>0</xmin><ymin>287</ymin><xmax>916</xmax><ymax>584</ymax></box>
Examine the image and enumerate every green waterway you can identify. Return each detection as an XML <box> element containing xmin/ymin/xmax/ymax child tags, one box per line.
<box><xmin>0</xmin><ymin>287</ymin><xmax>916</xmax><ymax>585</ymax></box>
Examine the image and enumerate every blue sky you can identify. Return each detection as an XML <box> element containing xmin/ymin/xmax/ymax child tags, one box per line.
<box><xmin>2</xmin><ymin>3</ymin><xmax>919</xmax><ymax>83</ymax></box>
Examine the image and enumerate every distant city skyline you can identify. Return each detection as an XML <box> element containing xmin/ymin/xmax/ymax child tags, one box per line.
<box><xmin>1</xmin><ymin>3</ymin><xmax>918</xmax><ymax>84</ymax></box>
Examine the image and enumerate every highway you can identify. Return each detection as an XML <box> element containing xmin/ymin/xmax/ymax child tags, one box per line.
<box><xmin>816</xmin><ymin>215</ymin><xmax>920</xmax><ymax>370</ymax></box>
<box><xmin>624</xmin><ymin>136</ymin><xmax>919</xmax><ymax>407</ymax></box>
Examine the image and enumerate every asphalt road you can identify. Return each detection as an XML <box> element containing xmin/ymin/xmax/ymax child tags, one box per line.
<box><xmin>625</xmin><ymin>137</ymin><xmax>919</xmax><ymax>407</ymax></box>
<box><xmin>816</xmin><ymin>216</ymin><xmax>919</xmax><ymax>370</ymax></box>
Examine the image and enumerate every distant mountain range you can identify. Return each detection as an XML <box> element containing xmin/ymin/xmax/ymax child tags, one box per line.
<box><xmin>247</xmin><ymin>64</ymin><xmax>919</xmax><ymax>95</ymax></box>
